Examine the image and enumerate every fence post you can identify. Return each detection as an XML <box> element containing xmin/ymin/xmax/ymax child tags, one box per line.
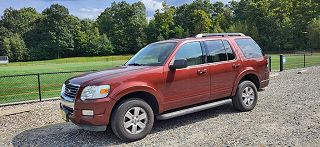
<box><xmin>37</xmin><ymin>73</ymin><xmax>42</xmax><ymax>101</ymax></box>
<box><xmin>280</xmin><ymin>54</ymin><xmax>284</xmax><ymax>72</ymax></box>
<box><xmin>304</xmin><ymin>53</ymin><xmax>306</xmax><ymax>67</ymax></box>
<box><xmin>269</xmin><ymin>56</ymin><xmax>272</xmax><ymax>72</ymax></box>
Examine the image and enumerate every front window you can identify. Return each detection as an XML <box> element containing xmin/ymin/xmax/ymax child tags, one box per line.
<box><xmin>174</xmin><ymin>42</ymin><xmax>204</xmax><ymax>66</ymax></box>
<box><xmin>125</xmin><ymin>42</ymin><xmax>177</xmax><ymax>66</ymax></box>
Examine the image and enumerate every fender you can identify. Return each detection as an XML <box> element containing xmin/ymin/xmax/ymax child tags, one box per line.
<box><xmin>108</xmin><ymin>81</ymin><xmax>163</xmax><ymax>112</ymax></box>
<box><xmin>231</xmin><ymin>68</ymin><xmax>261</xmax><ymax>96</ymax></box>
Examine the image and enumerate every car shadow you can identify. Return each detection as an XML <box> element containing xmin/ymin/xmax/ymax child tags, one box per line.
<box><xmin>12</xmin><ymin>104</ymin><xmax>239</xmax><ymax>146</ymax></box>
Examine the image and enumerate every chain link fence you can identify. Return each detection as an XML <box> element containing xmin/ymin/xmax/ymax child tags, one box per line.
<box><xmin>268</xmin><ymin>52</ymin><xmax>320</xmax><ymax>71</ymax></box>
<box><xmin>0</xmin><ymin>52</ymin><xmax>319</xmax><ymax>105</ymax></box>
<box><xmin>0</xmin><ymin>70</ymin><xmax>96</xmax><ymax>105</ymax></box>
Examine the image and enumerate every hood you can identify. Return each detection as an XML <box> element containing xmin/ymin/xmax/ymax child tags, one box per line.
<box><xmin>66</xmin><ymin>66</ymin><xmax>157</xmax><ymax>86</ymax></box>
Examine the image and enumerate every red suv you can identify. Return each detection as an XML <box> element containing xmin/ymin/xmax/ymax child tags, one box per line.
<box><xmin>60</xmin><ymin>33</ymin><xmax>269</xmax><ymax>141</ymax></box>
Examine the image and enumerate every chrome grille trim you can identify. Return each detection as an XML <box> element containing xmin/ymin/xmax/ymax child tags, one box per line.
<box><xmin>63</xmin><ymin>83</ymin><xmax>80</xmax><ymax>100</ymax></box>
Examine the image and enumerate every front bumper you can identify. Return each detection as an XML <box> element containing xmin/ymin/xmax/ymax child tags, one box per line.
<box><xmin>60</xmin><ymin>96</ymin><xmax>116</xmax><ymax>131</ymax></box>
<box><xmin>260</xmin><ymin>79</ymin><xmax>269</xmax><ymax>89</ymax></box>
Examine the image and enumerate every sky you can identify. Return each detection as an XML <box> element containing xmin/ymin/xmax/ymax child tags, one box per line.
<box><xmin>0</xmin><ymin>0</ymin><xmax>231</xmax><ymax>20</ymax></box>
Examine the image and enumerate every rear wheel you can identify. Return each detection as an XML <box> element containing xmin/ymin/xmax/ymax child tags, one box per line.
<box><xmin>232</xmin><ymin>81</ymin><xmax>258</xmax><ymax>111</ymax></box>
<box><xmin>111</xmin><ymin>98</ymin><xmax>154</xmax><ymax>142</ymax></box>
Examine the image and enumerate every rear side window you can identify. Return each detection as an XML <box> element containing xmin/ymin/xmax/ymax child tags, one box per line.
<box><xmin>175</xmin><ymin>42</ymin><xmax>204</xmax><ymax>66</ymax></box>
<box><xmin>223</xmin><ymin>40</ymin><xmax>235</xmax><ymax>60</ymax></box>
<box><xmin>204</xmin><ymin>40</ymin><xmax>235</xmax><ymax>63</ymax></box>
<box><xmin>205</xmin><ymin>40</ymin><xmax>227</xmax><ymax>62</ymax></box>
<box><xmin>235</xmin><ymin>38</ymin><xmax>263</xmax><ymax>58</ymax></box>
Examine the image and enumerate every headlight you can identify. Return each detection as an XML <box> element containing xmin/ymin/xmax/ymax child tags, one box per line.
<box><xmin>61</xmin><ymin>84</ymin><xmax>66</xmax><ymax>95</ymax></box>
<box><xmin>81</xmin><ymin>85</ymin><xmax>110</xmax><ymax>101</ymax></box>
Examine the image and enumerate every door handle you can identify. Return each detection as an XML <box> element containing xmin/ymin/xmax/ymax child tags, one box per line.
<box><xmin>232</xmin><ymin>64</ymin><xmax>241</xmax><ymax>69</ymax></box>
<box><xmin>197</xmin><ymin>69</ymin><xmax>207</xmax><ymax>75</ymax></box>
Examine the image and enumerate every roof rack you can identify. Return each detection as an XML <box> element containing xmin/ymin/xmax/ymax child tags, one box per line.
<box><xmin>195</xmin><ymin>33</ymin><xmax>245</xmax><ymax>38</ymax></box>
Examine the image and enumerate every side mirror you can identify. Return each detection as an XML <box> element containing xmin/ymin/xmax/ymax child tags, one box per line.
<box><xmin>169</xmin><ymin>59</ymin><xmax>187</xmax><ymax>70</ymax></box>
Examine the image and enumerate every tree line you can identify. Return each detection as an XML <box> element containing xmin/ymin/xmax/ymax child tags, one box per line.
<box><xmin>0</xmin><ymin>0</ymin><xmax>319</xmax><ymax>62</ymax></box>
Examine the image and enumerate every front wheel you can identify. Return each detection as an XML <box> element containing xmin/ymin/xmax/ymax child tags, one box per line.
<box><xmin>111</xmin><ymin>98</ymin><xmax>154</xmax><ymax>142</ymax></box>
<box><xmin>232</xmin><ymin>81</ymin><xmax>258</xmax><ymax>111</ymax></box>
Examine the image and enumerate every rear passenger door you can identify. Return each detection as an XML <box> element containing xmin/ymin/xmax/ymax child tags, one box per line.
<box><xmin>204</xmin><ymin>40</ymin><xmax>241</xmax><ymax>100</ymax></box>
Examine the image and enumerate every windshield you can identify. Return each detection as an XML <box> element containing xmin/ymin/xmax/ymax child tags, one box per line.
<box><xmin>125</xmin><ymin>42</ymin><xmax>177</xmax><ymax>66</ymax></box>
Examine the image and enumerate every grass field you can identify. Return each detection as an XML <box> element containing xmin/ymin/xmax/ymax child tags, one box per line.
<box><xmin>0</xmin><ymin>53</ymin><xmax>319</xmax><ymax>104</ymax></box>
<box><xmin>0</xmin><ymin>55</ymin><xmax>132</xmax><ymax>104</ymax></box>
<box><xmin>268</xmin><ymin>53</ymin><xmax>320</xmax><ymax>71</ymax></box>
<box><xmin>0</xmin><ymin>55</ymin><xmax>132</xmax><ymax>76</ymax></box>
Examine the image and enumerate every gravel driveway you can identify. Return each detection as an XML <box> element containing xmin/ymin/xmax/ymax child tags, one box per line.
<box><xmin>0</xmin><ymin>66</ymin><xmax>319</xmax><ymax>147</ymax></box>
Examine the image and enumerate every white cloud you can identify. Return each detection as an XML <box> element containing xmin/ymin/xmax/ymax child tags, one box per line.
<box><xmin>140</xmin><ymin>0</ymin><xmax>162</xmax><ymax>12</ymax></box>
<box><xmin>79</xmin><ymin>8</ymin><xmax>104</xmax><ymax>13</ymax></box>
<box><xmin>71</xmin><ymin>8</ymin><xmax>104</xmax><ymax>19</ymax></box>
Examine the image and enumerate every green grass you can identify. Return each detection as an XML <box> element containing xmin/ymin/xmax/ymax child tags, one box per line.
<box><xmin>268</xmin><ymin>53</ymin><xmax>320</xmax><ymax>71</ymax></box>
<box><xmin>0</xmin><ymin>55</ymin><xmax>132</xmax><ymax>76</ymax></box>
<box><xmin>0</xmin><ymin>55</ymin><xmax>132</xmax><ymax>104</ymax></box>
<box><xmin>0</xmin><ymin>72</ymin><xmax>85</xmax><ymax>104</ymax></box>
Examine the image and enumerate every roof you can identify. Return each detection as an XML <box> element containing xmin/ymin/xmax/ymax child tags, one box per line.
<box><xmin>152</xmin><ymin>33</ymin><xmax>249</xmax><ymax>44</ymax></box>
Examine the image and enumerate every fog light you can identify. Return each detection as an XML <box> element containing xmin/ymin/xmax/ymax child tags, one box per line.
<box><xmin>82</xmin><ymin>110</ymin><xmax>94</xmax><ymax>116</ymax></box>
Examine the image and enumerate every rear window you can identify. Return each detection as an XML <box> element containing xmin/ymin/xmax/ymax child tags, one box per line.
<box><xmin>235</xmin><ymin>38</ymin><xmax>263</xmax><ymax>58</ymax></box>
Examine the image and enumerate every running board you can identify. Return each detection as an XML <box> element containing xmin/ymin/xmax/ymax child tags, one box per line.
<box><xmin>156</xmin><ymin>99</ymin><xmax>232</xmax><ymax>120</ymax></box>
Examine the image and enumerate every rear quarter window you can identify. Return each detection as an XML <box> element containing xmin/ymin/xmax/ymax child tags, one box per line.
<box><xmin>235</xmin><ymin>38</ymin><xmax>263</xmax><ymax>59</ymax></box>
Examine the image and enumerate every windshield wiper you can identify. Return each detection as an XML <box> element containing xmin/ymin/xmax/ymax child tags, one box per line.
<box><xmin>127</xmin><ymin>63</ymin><xmax>143</xmax><ymax>66</ymax></box>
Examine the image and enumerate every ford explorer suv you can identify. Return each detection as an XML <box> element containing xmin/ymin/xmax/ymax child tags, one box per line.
<box><xmin>60</xmin><ymin>33</ymin><xmax>269</xmax><ymax>141</ymax></box>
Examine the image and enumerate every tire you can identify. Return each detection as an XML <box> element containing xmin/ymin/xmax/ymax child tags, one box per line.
<box><xmin>232</xmin><ymin>81</ymin><xmax>258</xmax><ymax>111</ymax></box>
<box><xmin>111</xmin><ymin>98</ymin><xmax>154</xmax><ymax>142</ymax></box>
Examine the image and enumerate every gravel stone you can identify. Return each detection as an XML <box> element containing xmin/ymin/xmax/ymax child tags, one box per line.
<box><xmin>0</xmin><ymin>66</ymin><xmax>319</xmax><ymax>146</ymax></box>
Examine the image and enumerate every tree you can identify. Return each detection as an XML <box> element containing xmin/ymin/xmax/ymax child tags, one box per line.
<box><xmin>1</xmin><ymin>7</ymin><xmax>40</xmax><ymax>34</ymax></box>
<box><xmin>232</xmin><ymin>0</ymin><xmax>320</xmax><ymax>51</ymax></box>
<box><xmin>74</xmin><ymin>19</ymin><xmax>113</xmax><ymax>56</ymax></box>
<box><xmin>97</xmin><ymin>1</ymin><xmax>147</xmax><ymax>54</ymax></box>
<box><xmin>2</xmin><ymin>33</ymin><xmax>27</xmax><ymax>61</ymax></box>
<box><xmin>212</xmin><ymin>2</ymin><xmax>234</xmax><ymax>31</ymax></box>
<box><xmin>0</xmin><ymin>27</ymin><xmax>13</xmax><ymax>56</ymax></box>
<box><xmin>175</xmin><ymin>0</ymin><xmax>214</xmax><ymax>36</ymax></box>
<box><xmin>1</xmin><ymin>0</ymin><xmax>320</xmax><ymax>62</ymax></box>
<box><xmin>190</xmin><ymin>10</ymin><xmax>212</xmax><ymax>34</ymax></box>
<box><xmin>290</xmin><ymin>0</ymin><xmax>319</xmax><ymax>50</ymax></box>
<box><xmin>25</xmin><ymin>4</ymin><xmax>76</xmax><ymax>60</ymax></box>
<box><xmin>145</xmin><ymin>2</ymin><xmax>183</xmax><ymax>42</ymax></box>
<box><xmin>90</xmin><ymin>33</ymin><xmax>113</xmax><ymax>56</ymax></box>
<box><xmin>307</xmin><ymin>18</ymin><xmax>320</xmax><ymax>50</ymax></box>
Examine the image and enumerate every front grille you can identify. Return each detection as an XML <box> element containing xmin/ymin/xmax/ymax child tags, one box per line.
<box><xmin>63</xmin><ymin>83</ymin><xmax>80</xmax><ymax>100</ymax></box>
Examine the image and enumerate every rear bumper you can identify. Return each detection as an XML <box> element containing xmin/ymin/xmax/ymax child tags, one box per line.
<box><xmin>60</xmin><ymin>96</ymin><xmax>116</xmax><ymax>131</ymax></box>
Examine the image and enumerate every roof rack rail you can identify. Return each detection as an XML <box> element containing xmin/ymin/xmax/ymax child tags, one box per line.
<box><xmin>195</xmin><ymin>33</ymin><xmax>245</xmax><ymax>38</ymax></box>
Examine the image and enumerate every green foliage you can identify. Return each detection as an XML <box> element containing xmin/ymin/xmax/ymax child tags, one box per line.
<box><xmin>233</xmin><ymin>0</ymin><xmax>320</xmax><ymax>51</ymax></box>
<box><xmin>25</xmin><ymin>4</ymin><xmax>75</xmax><ymax>60</ymax></box>
<box><xmin>0</xmin><ymin>1</ymin><xmax>319</xmax><ymax>62</ymax></box>
<box><xmin>74</xmin><ymin>19</ymin><xmax>113</xmax><ymax>56</ymax></box>
<box><xmin>0</xmin><ymin>26</ymin><xmax>13</xmax><ymax>56</ymax></box>
<box><xmin>97</xmin><ymin>1</ymin><xmax>147</xmax><ymax>54</ymax></box>
<box><xmin>175</xmin><ymin>0</ymin><xmax>214</xmax><ymax>36</ymax></box>
<box><xmin>1</xmin><ymin>7</ymin><xmax>40</xmax><ymax>34</ymax></box>
<box><xmin>191</xmin><ymin>10</ymin><xmax>213</xmax><ymax>34</ymax></box>
<box><xmin>145</xmin><ymin>2</ymin><xmax>180</xmax><ymax>42</ymax></box>
<box><xmin>2</xmin><ymin>33</ymin><xmax>27</xmax><ymax>61</ymax></box>
<box><xmin>307</xmin><ymin>18</ymin><xmax>320</xmax><ymax>49</ymax></box>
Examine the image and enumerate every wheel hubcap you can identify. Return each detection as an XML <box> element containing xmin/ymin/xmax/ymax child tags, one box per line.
<box><xmin>242</xmin><ymin>86</ymin><xmax>255</xmax><ymax>107</ymax></box>
<box><xmin>123</xmin><ymin>107</ymin><xmax>148</xmax><ymax>134</ymax></box>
